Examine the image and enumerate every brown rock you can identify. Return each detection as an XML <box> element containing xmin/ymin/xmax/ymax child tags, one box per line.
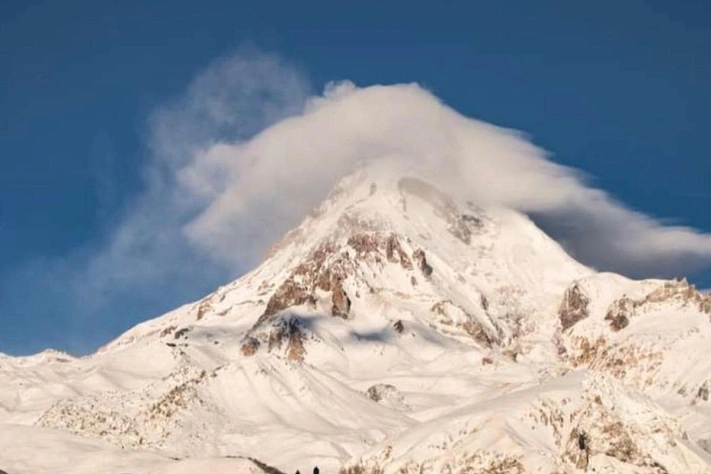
<box><xmin>196</xmin><ymin>299</ymin><xmax>211</xmax><ymax>320</ymax></box>
<box><xmin>240</xmin><ymin>337</ymin><xmax>260</xmax><ymax>357</ymax></box>
<box><xmin>331</xmin><ymin>277</ymin><xmax>351</xmax><ymax>318</ymax></box>
<box><xmin>159</xmin><ymin>325</ymin><xmax>177</xmax><ymax>337</ymax></box>
<box><xmin>559</xmin><ymin>283</ymin><xmax>590</xmax><ymax>331</ymax></box>
<box><xmin>386</xmin><ymin>235</ymin><xmax>412</xmax><ymax>269</ymax></box>
<box><xmin>697</xmin><ymin>381</ymin><xmax>710</xmax><ymax>402</ymax></box>
<box><xmin>605</xmin><ymin>297</ymin><xmax>635</xmax><ymax>331</ymax></box>
<box><xmin>260</xmin><ymin>277</ymin><xmax>316</xmax><ymax>324</ymax></box>
<box><xmin>461</xmin><ymin>320</ymin><xmax>493</xmax><ymax>347</ymax></box>
<box><xmin>347</xmin><ymin>233</ymin><xmax>380</xmax><ymax>257</ymax></box>
<box><xmin>285</xmin><ymin>322</ymin><xmax>306</xmax><ymax>362</ymax></box>
<box><xmin>412</xmin><ymin>249</ymin><xmax>433</xmax><ymax>277</ymax></box>
<box><xmin>263</xmin><ymin>318</ymin><xmax>308</xmax><ymax>362</ymax></box>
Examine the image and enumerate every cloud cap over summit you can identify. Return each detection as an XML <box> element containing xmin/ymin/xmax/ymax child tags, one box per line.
<box><xmin>180</xmin><ymin>77</ymin><xmax>711</xmax><ymax>278</ymax></box>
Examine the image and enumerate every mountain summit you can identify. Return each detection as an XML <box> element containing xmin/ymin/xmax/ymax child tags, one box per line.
<box><xmin>2</xmin><ymin>166</ymin><xmax>711</xmax><ymax>473</ymax></box>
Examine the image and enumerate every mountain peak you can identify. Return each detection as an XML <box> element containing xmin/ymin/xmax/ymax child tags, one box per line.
<box><xmin>212</xmin><ymin>166</ymin><xmax>591</xmax><ymax>365</ymax></box>
<box><xmin>4</xmin><ymin>166</ymin><xmax>711</xmax><ymax>474</ymax></box>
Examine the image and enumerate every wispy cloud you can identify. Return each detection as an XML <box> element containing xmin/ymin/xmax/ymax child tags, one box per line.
<box><xmin>0</xmin><ymin>50</ymin><xmax>311</xmax><ymax>354</ymax></box>
<box><xmin>3</xmin><ymin>50</ymin><xmax>710</xmax><ymax>354</ymax></box>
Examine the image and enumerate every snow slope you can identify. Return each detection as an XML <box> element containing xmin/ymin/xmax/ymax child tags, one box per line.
<box><xmin>1</xmin><ymin>166</ymin><xmax>710</xmax><ymax>473</ymax></box>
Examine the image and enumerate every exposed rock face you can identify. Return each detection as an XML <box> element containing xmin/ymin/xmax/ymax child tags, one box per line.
<box><xmin>461</xmin><ymin>320</ymin><xmax>493</xmax><ymax>347</ymax></box>
<box><xmin>240</xmin><ymin>337</ymin><xmax>260</xmax><ymax>357</ymax></box>
<box><xmin>244</xmin><ymin>321</ymin><xmax>296</xmax><ymax>359</ymax></box>
<box><xmin>366</xmin><ymin>384</ymin><xmax>409</xmax><ymax>412</ymax></box>
<box><xmin>258</xmin><ymin>242</ymin><xmax>343</xmax><ymax>326</ymax></box>
<box><xmin>173</xmin><ymin>328</ymin><xmax>190</xmax><ymax>340</ymax></box>
<box><xmin>193</xmin><ymin>289</ymin><xmax>228</xmax><ymax>321</ymax></box>
<box><xmin>602</xmin><ymin>279</ymin><xmax>711</xmax><ymax>332</ymax></box>
<box><xmin>262</xmin><ymin>318</ymin><xmax>307</xmax><ymax>362</ymax></box>
<box><xmin>261</xmin><ymin>277</ymin><xmax>317</xmax><ymax>323</ymax></box>
<box><xmin>261</xmin><ymin>233</ymin><xmax>423</xmax><ymax>328</ymax></box>
<box><xmin>385</xmin><ymin>234</ymin><xmax>412</xmax><ymax>269</ymax></box>
<box><xmin>697</xmin><ymin>381</ymin><xmax>710</xmax><ymax>403</ymax></box>
<box><xmin>561</xmin><ymin>391</ymin><xmax>679</xmax><ymax>473</ymax></box>
<box><xmin>638</xmin><ymin>279</ymin><xmax>711</xmax><ymax>318</ymax></box>
<box><xmin>349</xmin><ymin>234</ymin><xmax>382</xmax><ymax>260</ymax></box>
<box><xmin>365</xmin><ymin>384</ymin><xmax>398</xmax><ymax>403</ymax></box>
<box><xmin>605</xmin><ymin>296</ymin><xmax>634</xmax><ymax>331</ymax></box>
<box><xmin>412</xmin><ymin>249</ymin><xmax>433</xmax><ymax>277</ymax></box>
<box><xmin>196</xmin><ymin>299</ymin><xmax>210</xmax><ymax>321</ymax></box>
<box><xmin>431</xmin><ymin>300</ymin><xmax>497</xmax><ymax>347</ymax></box>
<box><xmin>246</xmin><ymin>232</ymin><xmax>442</xmax><ymax>359</ymax></box>
<box><xmin>559</xmin><ymin>283</ymin><xmax>590</xmax><ymax>331</ymax></box>
<box><xmin>331</xmin><ymin>277</ymin><xmax>351</xmax><ymax>319</ymax></box>
<box><xmin>285</xmin><ymin>324</ymin><xmax>306</xmax><ymax>362</ymax></box>
<box><xmin>160</xmin><ymin>325</ymin><xmax>177</xmax><ymax>337</ymax></box>
<box><xmin>700</xmin><ymin>297</ymin><xmax>711</xmax><ymax>317</ymax></box>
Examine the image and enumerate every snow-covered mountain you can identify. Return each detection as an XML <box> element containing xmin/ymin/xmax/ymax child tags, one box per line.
<box><xmin>2</xmin><ymin>166</ymin><xmax>711</xmax><ymax>474</ymax></box>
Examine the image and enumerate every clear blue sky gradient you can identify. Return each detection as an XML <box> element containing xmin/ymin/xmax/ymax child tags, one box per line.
<box><xmin>1</xmin><ymin>0</ymin><xmax>710</xmax><ymax>354</ymax></box>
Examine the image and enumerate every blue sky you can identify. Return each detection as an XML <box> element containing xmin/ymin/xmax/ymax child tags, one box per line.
<box><xmin>1</xmin><ymin>0</ymin><xmax>710</xmax><ymax>355</ymax></box>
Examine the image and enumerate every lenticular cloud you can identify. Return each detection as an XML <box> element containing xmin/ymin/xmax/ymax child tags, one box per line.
<box><xmin>177</xmin><ymin>78</ymin><xmax>711</xmax><ymax>278</ymax></box>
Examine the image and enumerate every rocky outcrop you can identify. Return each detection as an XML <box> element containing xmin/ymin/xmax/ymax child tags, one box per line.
<box><xmin>602</xmin><ymin>279</ymin><xmax>711</xmax><ymax>332</ymax></box>
<box><xmin>240</xmin><ymin>337</ymin><xmax>260</xmax><ymax>357</ymax></box>
<box><xmin>559</xmin><ymin>283</ymin><xmax>590</xmax><ymax>331</ymax></box>
<box><xmin>196</xmin><ymin>299</ymin><xmax>211</xmax><ymax>321</ymax></box>
<box><xmin>365</xmin><ymin>384</ymin><xmax>401</xmax><ymax>403</ymax></box>
<box><xmin>260</xmin><ymin>233</ymin><xmax>424</xmax><ymax>327</ymax></box>
<box><xmin>261</xmin><ymin>277</ymin><xmax>317</xmax><ymax>323</ymax></box>
<box><xmin>638</xmin><ymin>279</ymin><xmax>711</xmax><ymax>318</ymax></box>
<box><xmin>285</xmin><ymin>325</ymin><xmax>306</xmax><ymax>362</ymax></box>
<box><xmin>259</xmin><ymin>318</ymin><xmax>307</xmax><ymax>362</ymax></box>
<box><xmin>193</xmin><ymin>289</ymin><xmax>228</xmax><ymax>321</ymax></box>
<box><xmin>696</xmin><ymin>381</ymin><xmax>710</xmax><ymax>403</ymax></box>
<box><xmin>431</xmin><ymin>300</ymin><xmax>497</xmax><ymax>347</ymax></box>
<box><xmin>385</xmin><ymin>235</ymin><xmax>412</xmax><ymax>269</ymax></box>
<box><xmin>461</xmin><ymin>320</ymin><xmax>493</xmax><ymax>347</ymax></box>
<box><xmin>412</xmin><ymin>249</ymin><xmax>433</xmax><ymax>277</ymax></box>
<box><xmin>257</xmin><ymin>242</ymin><xmax>344</xmax><ymax>326</ymax></box>
<box><xmin>246</xmin><ymin>232</ymin><xmax>447</xmax><ymax>358</ymax></box>
<box><xmin>258</xmin><ymin>231</ymin><xmax>449</xmax><ymax>331</ymax></box>
<box><xmin>605</xmin><ymin>296</ymin><xmax>634</xmax><ymax>331</ymax></box>
<box><xmin>561</xmin><ymin>390</ymin><xmax>681</xmax><ymax>473</ymax></box>
<box><xmin>331</xmin><ymin>277</ymin><xmax>351</xmax><ymax>318</ymax></box>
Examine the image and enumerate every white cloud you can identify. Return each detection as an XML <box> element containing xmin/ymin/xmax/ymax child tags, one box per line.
<box><xmin>4</xmin><ymin>50</ymin><xmax>710</xmax><ymax>353</ymax></box>
<box><xmin>177</xmin><ymin>80</ymin><xmax>711</xmax><ymax>277</ymax></box>
<box><xmin>0</xmin><ymin>51</ymin><xmax>312</xmax><ymax>354</ymax></box>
